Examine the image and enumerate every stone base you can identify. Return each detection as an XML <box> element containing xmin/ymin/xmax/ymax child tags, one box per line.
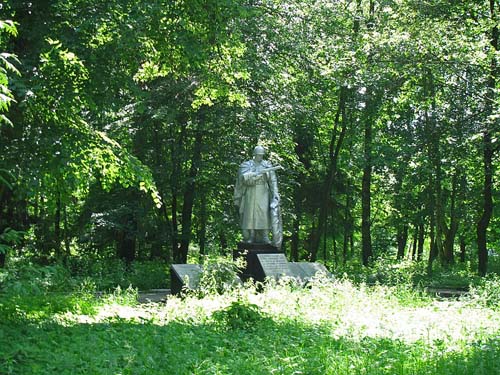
<box><xmin>233</xmin><ymin>242</ymin><xmax>285</xmax><ymax>282</ymax></box>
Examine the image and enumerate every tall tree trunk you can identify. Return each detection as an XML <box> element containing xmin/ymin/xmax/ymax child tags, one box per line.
<box><xmin>0</xmin><ymin>187</ymin><xmax>13</xmax><ymax>267</ymax></box>
<box><xmin>171</xmin><ymin>194</ymin><xmax>180</xmax><ymax>262</ymax></box>
<box><xmin>63</xmin><ymin>204</ymin><xmax>70</xmax><ymax>256</ymax></box>
<box><xmin>443</xmin><ymin>171</ymin><xmax>459</xmax><ymax>265</ymax></box>
<box><xmin>361</xmin><ymin>93</ymin><xmax>373</xmax><ymax>266</ymax></box>
<box><xmin>179</xmin><ymin>128</ymin><xmax>204</xmax><ymax>264</ymax></box>
<box><xmin>310</xmin><ymin>87</ymin><xmax>347</xmax><ymax>261</ymax></box>
<box><xmin>427</xmin><ymin>208</ymin><xmax>437</xmax><ymax>274</ymax></box>
<box><xmin>476</xmin><ymin>0</ymin><xmax>498</xmax><ymax>276</ymax></box>
<box><xmin>170</xmin><ymin>117</ymin><xmax>187</xmax><ymax>263</ymax></box>
<box><xmin>342</xmin><ymin>197</ymin><xmax>350</xmax><ymax>264</ymax></box>
<box><xmin>394</xmin><ymin>169</ymin><xmax>408</xmax><ymax>260</ymax></box>
<box><xmin>117</xmin><ymin>232</ymin><xmax>136</xmax><ymax>264</ymax></box>
<box><xmin>291</xmin><ymin>190</ymin><xmax>300</xmax><ymax>261</ymax></box>
<box><xmin>219</xmin><ymin>231</ymin><xmax>227</xmax><ymax>254</ymax></box>
<box><xmin>411</xmin><ymin>225</ymin><xmax>418</xmax><ymax>260</ymax></box>
<box><xmin>424</xmin><ymin>69</ymin><xmax>441</xmax><ymax>272</ymax></box>
<box><xmin>153</xmin><ymin>122</ymin><xmax>172</xmax><ymax>262</ymax></box>
<box><xmin>417</xmin><ymin>220</ymin><xmax>424</xmax><ymax>261</ymax></box>
<box><xmin>477</xmin><ymin>133</ymin><xmax>493</xmax><ymax>276</ymax></box>
<box><xmin>54</xmin><ymin>189</ymin><xmax>61</xmax><ymax>256</ymax></box>
<box><xmin>459</xmin><ymin>236</ymin><xmax>466</xmax><ymax>263</ymax></box>
<box><xmin>198</xmin><ymin>193</ymin><xmax>207</xmax><ymax>257</ymax></box>
<box><xmin>396</xmin><ymin>225</ymin><xmax>408</xmax><ymax>260</ymax></box>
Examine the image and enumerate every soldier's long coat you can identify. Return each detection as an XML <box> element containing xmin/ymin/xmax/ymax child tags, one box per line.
<box><xmin>234</xmin><ymin>159</ymin><xmax>277</xmax><ymax>230</ymax></box>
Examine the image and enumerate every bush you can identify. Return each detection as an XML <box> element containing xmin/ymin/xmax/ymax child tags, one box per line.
<box><xmin>0</xmin><ymin>262</ymin><xmax>72</xmax><ymax>295</ymax></box>
<box><xmin>211</xmin><ymin>299</ymin><xmax>268</xmax><ymax>330</ymax></box>
<box><xmin>67</xmin><ymin>257</ymin><xmax>168</xmax><ymax>291</ymax></box>
<box><xmin>128</xmin><ymin>261</ymin><xmax>169</xmax><ymax>290</ymax></box>
<box><xmin>469</xmin><ymin>273</ymin><xmax>500</xmax><ymax>309</ymax></box>
<box><xmin>196</xmin><ymin>255</ymin><xmax>244</xmax><ymax>296</ymax></box>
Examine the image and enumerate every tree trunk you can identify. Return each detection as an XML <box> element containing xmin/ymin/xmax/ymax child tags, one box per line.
<box><xmin>459</xmin><ymin>236</ymin><xmax>466</xmax><ymax>263</ymax></box>
<box><xmin>411</xmin><ymin>226</ymin><xmax>418</xmax><ymax>260</ymax></box>
<box><xmin>157</xmin><ymin>200</ymin><xmax>172</xmax><ymax>263</ymax></box>
<box><xmin>442</xmin><ymin>171</ymin><xmax>459</xmax><ymax>265</ymax></box>
<box><xmin>54</xmin><ymin>189</ymin><xmax>62</xmax><ymax>256</ymax></box>
<box><xmin>343</xmin><ymin>162</ymin><xmax>354</xmax><ymax>264</ymax></box>
<box><xmin>396</xmin><ymin>225</ymin><xmax>408</xmax><ymax>260</ymax></box>
<box><xmin>477</xmin><ymin>131</ymin><xmax>493</xmax><ymax>276</ymax></box>
<box><xmin>476</xmin><ymin>0</ymin><xmax>498</xmax><ymax>276</ymax></box>
<box><xmin>361</xmin><ymin>95</ymin><xmax>373</xmax><ymax>266</ymax></box>
<box><xmin>427</xmin><ymin>212</ymin><xmax>437</xmax><ymax>274</ymax></box>
<box><xmin>117</xmin><ymin>232</ymin><xmax>136</xmax><ymax>264</ymax></box>
<box><xmin>171</xmin><ymin>194</ymin><xmax>180</xmax><ymax>262</ymax></box>
<box><xmin>219</xmin><ymin>231</ymin><xmax>227</xmax><ymax>254</ymax></box>
<box><xmin>63</xmin><ymin>204</ymin><xmax>70</xmax><ymax>256</ymax></box>
<box><xmin>198</xmin><ymin>193</ymin><xmax>207</xmax><ymax>257</ymax></box>
<box><xmin>152</xmin><ymin>122</ymin><xmax>173</xmax><ymax>262</ymax></box>
<box><xmin>394</xmin><ymin>169</ymin><xmax>407</xmax><ymax>260</ymax></box>
<box><xmin>170</xmin><ymin>119</ymin><xmax>187</xmax><ymax>263</ymax></box>
<box><xmin>178</xmin><ymin>129</ymin><xmax>204</xmax><ymax>264</ymax></box>
<box><xmin>310</xmin><ymin>87</ymin><xmax>347</xmax><ymax>261</ymax></box>
<box><xmin>291</xmin><ymin>192</ymin><xmax>300</xmax><ymax>261</ymax></box>
<box><xmin>417</xmin><ymin>220</ymin><xmax>424</xmax><ymax>261</ymax></box>
<box><xmin>424</xmin><ymin>69</ymin><xmax>441</xmax><ymax>272</ymax></box>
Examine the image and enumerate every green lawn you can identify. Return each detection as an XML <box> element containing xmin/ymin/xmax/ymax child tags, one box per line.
<box><xmin>1</xmin><ymin>278</ymin><xmax>499</xmax><ymax>375</ymax></box>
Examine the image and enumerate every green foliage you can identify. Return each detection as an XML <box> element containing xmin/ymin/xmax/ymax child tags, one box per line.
<box><xmin>128</xmin><ymin>261</ymin><xmax>169</xmax><ymax>291</ymax></box>
<box><xmin>0</xmin><ymin>19</ymin><xmax>19</xmax><ymax>126</ymax></box>
<box><xmin>211</xmin><ymin>298</ymin><xmax>268</xmax><ymax>331</ymax></box>
<box><xmin>0</xmin><ymin>227</ymin><xmax>24</xmax><ymax>255</ymax></box>
<box><xmin>67</xmin><ymin>257</ymin><xmax>169</xmax><ymax>291</ymax></box>
<box><xmin>0</xmin><ymin>262</ymin><xmax>72</xmax><ymax>294</ymax></box>
<box><xmin>0</xmin><ymin>263</ymin><xmax>97</xmax><ymax>321</ymax></box>
<box><xmin>1</xmin><ymin>277</ymin><xmax>500</xmax><ymax>374</ymax></box>
<box><xmin>101</xmin><ymin>284</ymin><xmax>138</xmax><ymax>306</ymax></box>
<box><xmin>1</xmin><ymin>0</ymin><xmax>500</xmax><ymax>283</ymax></box>
<box><xmin>196</xmin><ymin>255</ymin><xmax>244</xmax><ymax>296</ymax></box>
<box><xmin>469</xmin><ymin>274</ymin><xmax>500</xmax><ymax>309</ymax></box>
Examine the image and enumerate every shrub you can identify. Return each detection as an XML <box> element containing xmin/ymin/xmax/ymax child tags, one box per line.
<box><xmin>469</xmin><ymin>273</ymin><xmax>500</xmax><ymax>309</ymax></box>
<box><xmin>0</xmin><ymin>262</ymin><xmax>72</xmax><ymax>295</ymax></box>
<box><xmin>67</xmin><ymin>257</ymin><xmax>168</xmax><ymax>291</ymax></box>
<box><xmin>196</xmin><ymin>255</ymin><xmax>244</xmax><ymax>296</ymax></box>
<box><xmin>211</xmin><ymin>299</ymin><xmax>268</xmax><ymax>330</ymax></box>
<box><xmin>128</xmin><ymin>261</ymin><xmax>169</xmax><ymax>290</ymax></box>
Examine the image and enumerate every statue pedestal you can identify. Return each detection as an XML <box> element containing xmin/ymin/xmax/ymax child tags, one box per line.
<box><xmin>233</xmin><ymin>242</ymin><xmax>285</xmax><ymax>282</ymax></box>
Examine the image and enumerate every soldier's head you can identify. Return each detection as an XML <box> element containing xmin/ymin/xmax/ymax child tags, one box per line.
<box><xmin>253</xmin><ymin>145</ymin><xmax>266</xmax><ymax>162</ymax></box>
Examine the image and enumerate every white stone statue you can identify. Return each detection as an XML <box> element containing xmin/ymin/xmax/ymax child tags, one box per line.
<box><xmin>234</xmin><ymin>145</ymin><xmax>283</xmax><ymax>248</ymax></box>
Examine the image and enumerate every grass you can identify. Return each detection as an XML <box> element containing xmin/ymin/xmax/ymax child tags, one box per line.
<box><xmin>1</xmin><ymin>274</ymin><xmax>500</xmax><ymax>375</ymax></box>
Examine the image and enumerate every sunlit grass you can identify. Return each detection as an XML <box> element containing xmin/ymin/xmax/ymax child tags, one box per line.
<box><xmin>1</xmin><ymin>276</ymin><xmax>500</xmax><ymax>374</ymax></box>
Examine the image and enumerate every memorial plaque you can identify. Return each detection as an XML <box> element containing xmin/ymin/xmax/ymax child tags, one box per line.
<box><xmin>256</xmin><ymin>253</ymin><xmax>293</xmax><ymax>280</ymax></box>
<box><xmin>170</xmin><ymin>264</ymin><xmax>202</xmax><ymax>295</ymax></box>
<box><xmin>289</xmin><ymin>262</ymin><xmax>331</xmax><ymax>282</ymax></box>
<box><xmin>233</xmin><ymin>242</ymin><xmax>285</xmax><ymax>282</ymax></box>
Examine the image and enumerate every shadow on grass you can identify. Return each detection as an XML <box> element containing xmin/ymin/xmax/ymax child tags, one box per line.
<box><xmin>1</xmin><ymin>308</ymin><xmax>499</xmax><ymax>375</ymax></box>
<box><xmin>0</xmin><ymin>292</ymin><xmax>97</xmax><ymax>321</ymax></box>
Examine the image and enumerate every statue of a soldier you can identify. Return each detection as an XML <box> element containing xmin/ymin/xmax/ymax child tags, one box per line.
<box><xmin>234</xmin><ymin>145</ymin><xmax>283</xmax><ymax>248</ymax></box>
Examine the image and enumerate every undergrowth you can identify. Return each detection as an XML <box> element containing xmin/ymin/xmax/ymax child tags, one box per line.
<box><xmin>1</xmin><ymin>257</ymin><xmax>500</xmax><ymax>374</ymax></box>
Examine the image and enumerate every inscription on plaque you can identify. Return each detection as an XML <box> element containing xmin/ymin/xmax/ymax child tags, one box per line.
<box><xmin>256</xmin><ymin>253</ymin><xmax>292</xmax><ymax>279</ymax></box>
<box><xmin>170</xmin><ymin>264</ymin><xmax>202</xmax><ymax>295</ymax></box>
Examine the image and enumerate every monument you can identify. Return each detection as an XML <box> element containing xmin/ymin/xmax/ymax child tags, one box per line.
<box><xmin>233</xmin><ymin>145</ymin><xmax>283</xmax><ymax>248</ymax></box>
<box><xmin>169</xmin><ymin>144</ymin><xmax>331</xmax><ymax>295</ymax></box>
<box><xmin>232</xmin><ymin>145</ymin><xmax>288</xmax><ymax>281</ymax></box>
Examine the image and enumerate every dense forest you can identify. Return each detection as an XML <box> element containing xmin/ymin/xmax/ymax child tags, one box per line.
<box><xmin>1</xmin><ymin>0</ymin><xmax>499</xmax><ymax>276</ymax></box>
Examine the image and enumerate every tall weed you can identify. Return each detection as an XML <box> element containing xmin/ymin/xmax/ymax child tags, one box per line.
<box><xmin>195</xmin><ymin>255</ymin><xmax>244</xmax><ymax>296</ymax></box>
<box><xmin>468</xmin><ymin>273</ymin><xmax>500</xmax><ymax>309</ymax></box>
